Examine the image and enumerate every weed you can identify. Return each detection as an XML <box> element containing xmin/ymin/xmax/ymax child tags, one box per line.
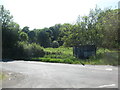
<box><xmin>32</xmin><ymin>47</ymin><xmax>119</xmax><ymax>66</ymax></box>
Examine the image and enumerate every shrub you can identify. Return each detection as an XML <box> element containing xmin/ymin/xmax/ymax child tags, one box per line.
<box><xmin>19</xmin><ymin>31</ymin><xmax>28</xmax><ymax>41</ymax></box>
<box><xmin>15</xmin><ymin>42</ymin><xmax>45</xmax><ymax>59</ymax></box>
<box><xmin>52</xmin><ymin>41</ymin><xmax>59</xmax><ymax>48</ymax></box>
<box><xmin>29</xmin><ymin>43</ymin><xmax>45</xmax><ymax>57</ymax></box>
<box><xmin>64</xmin><ymin>59</ymin><xmax>73</xmax><ymax>64</ymax></box>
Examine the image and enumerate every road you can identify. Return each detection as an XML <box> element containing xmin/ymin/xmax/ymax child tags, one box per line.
<box><xmin>0</xmin><ymin>61</ymin><xmax>118</xmax><ymax>88</ymax></box>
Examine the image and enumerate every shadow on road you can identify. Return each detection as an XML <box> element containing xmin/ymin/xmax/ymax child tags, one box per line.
<box><xmin>0</xmin><ymin>59</ymin><xmax>15</xmax><ymax>62</ymax></box>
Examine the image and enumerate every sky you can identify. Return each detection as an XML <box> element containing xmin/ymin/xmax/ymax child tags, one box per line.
<box><xmin>0</xmin><ymin>0</ymin><xmax>119</xmax><ymax>30</ymax></box>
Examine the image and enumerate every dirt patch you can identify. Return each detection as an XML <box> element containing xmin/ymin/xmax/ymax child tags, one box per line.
<box><xmin>1</xmin><ymin>70</ymin><xmax>25</xmax><ymax>88</ymax></box>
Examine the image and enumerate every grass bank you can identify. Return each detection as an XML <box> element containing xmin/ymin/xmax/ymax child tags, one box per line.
<box><xmin>32</xmin><ymin>47</ymin><xmax>119</xmax><ymax>66</ymax></box>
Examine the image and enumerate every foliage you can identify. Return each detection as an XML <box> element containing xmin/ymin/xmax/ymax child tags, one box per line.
<box><xmin>1</xmin><ymin>6</ymin><xmax>20</xmax><ymax>59</ymax></box>
<box><xmin>17</xmin><ymin>42</ymin><xmax>45</xmax><ymax>59</ymax></box>
<box><xmin>52</xmin><ymin>41</ymin><xmax>59</xmax><ymax>48</ymax></box>
<box><xmin>37</xmin><ymin>28</ymin><xmax>52</xmax><ymax>48</ymax></box>
<box><xmin>32</xmin><ymin>47</ymin><xmax>118</xmax><ymax>66</ymax></box>
<box><xmin>58</xmin><ymin>7</ymin><xmax>119</xmax><ymax>49</ymax></box>
<box><xmin>22</xmin><ymin>26</ymin><xmax>29</xmax><ymax>33</ymax></box>
<box><xmin>19</xmin><ymin>31</ymin><xmax>28</xmax><ymax>41</ymax></box>
<box><xmin>1</xmin><ymin>5</ymin><xmax>119</xmax><ymax>63</ymax></box>
<box><xmin>1</xmin><ymin>5</ymin><xmax>13</xmax><ymax>28</ymax></box>
<box><xmin>97</xmin><ymin>9</ymin><xmax>119</xmax><ymax>48</ymax></box>
<box><xmin>60</xmin><ymin>7</ymin><xmax>103</xmax><ymax>47</ymax></box>
<box><xmin>33</xmin><ymin>47</ymin><xmax>79</xmax><ymax>64</ymax></box>
<box><xmin>28</xmin><ymin>30</ymin><xmax>37</xmax><ymax>43</ymax></box>
<box><xmin>49</xmin><ymin>24</ymin><xmax>61</xmax><ymax>41</ymax></box>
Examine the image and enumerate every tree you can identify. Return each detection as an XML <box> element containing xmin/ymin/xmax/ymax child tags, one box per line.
<box><xmin>76</xmin><ymin>6</ymin><xmax>103</xmax><ymax>47</ymax></box>
<box><xmin>49</xmin><ymin>24</ymin><xmax>61</xmax><ymax>41</ymax></box>
<box><xmin>97</xmin><ymin>9</ymin><xmax>119</xmax><ymax>48</ymax></box>
<box><xmin>61</xmin><ymin>6</ymin><xmax>106</xmax><ymax>47</ymax></box>
<box><xmin>22</xmin><ymin>26</ymin><xmax>29</xmax><ymax>33</ymax></box>
<box><xmin>1</xmin><ymin>5</ymin><xmax>13</xmax><ymax>29</ymax></box>
<box><xmin>19</xmin><ymin>31</ymin><xmax>28</xmax><ymax>42</ymax></box>
<box><xmin>59</xmin><ymin>23</ymin><xmax>73</xmax><ymax>46</ymax></box>
<box><xmin>28</xmin><ymin>30</ymin><xmax>37</xmax><ymax>43</ymax></box>
<box><xmin>37</xmin><ymin>29</ymin><xmax>51</xmax><ymax>48</ymax></box>
<box><xmin>1</xmin><ymin>6</ymin><xmax>19</xmax><ymax>48</ymax></box>
<box><xmin>1</xmin><ymin>6</ymin><xmax>20</xmax><ymax>58</ymax></box>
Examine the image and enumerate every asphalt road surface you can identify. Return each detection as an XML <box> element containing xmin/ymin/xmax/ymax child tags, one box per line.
<box><xmin>0</xmin><ymin>61</ymin><xmax>118</xmax><ymax>88</ymax></box>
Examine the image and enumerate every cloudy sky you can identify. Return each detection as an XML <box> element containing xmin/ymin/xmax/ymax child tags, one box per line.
<box><xmin>1</xmin><ymin>0</ymin><xmax>119</xmax><ymax>30</ymax></box>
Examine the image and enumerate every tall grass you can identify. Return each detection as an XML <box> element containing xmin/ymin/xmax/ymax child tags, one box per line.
<box><xmin>32</xmin><ymin>47</ymin><xmax>119</xmax><ymax>66</ymax></box>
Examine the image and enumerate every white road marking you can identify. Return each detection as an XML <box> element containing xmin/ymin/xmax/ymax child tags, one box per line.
<box><xmin>99</xmin><ymin>84</ymin><xmax>116</xmax><ymax>88</ymax></box>
<box><xmin>105</xmin><ymin>68</ymin><xmax>112</xmax><ymax>71</ymax></box>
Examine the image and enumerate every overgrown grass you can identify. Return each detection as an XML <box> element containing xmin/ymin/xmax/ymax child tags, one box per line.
<box><xmin>32</xmin><ymin>47</ymin><xmax>119</xmax><ymax>66</ymax></box>
<box><xmin>81</xmin><ymin>48</ymin><xmax>119</xmax><ymax>66</ymax></box>
<box><xmin>32</xmin><ymin>47</ymin><xmax>81</xmax><ymax>64</ymax></box>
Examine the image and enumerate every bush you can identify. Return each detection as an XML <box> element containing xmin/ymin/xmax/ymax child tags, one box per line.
<box><xmin>15</xmin><ymin>42</ymin><xmax>45</xmax><ymax>59</ymax></box>
<box><xmin>52</xmin><ymin>41</ymin><xmax>59</xmax><ymax>48</ymax></box>
<box><xmin>19</xmin><ymin>31</ymin><xmax>28</xmax><ymax>41</ymax></box>
<box><xmin>64</xmin><ymin>59</ymin><xmax>73</xmax><ymax>64</ymax></box>
<box><xmin>29</xmin><ymin>43</ymin><xmax>45</xmax><ymax>57</ymax></box>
